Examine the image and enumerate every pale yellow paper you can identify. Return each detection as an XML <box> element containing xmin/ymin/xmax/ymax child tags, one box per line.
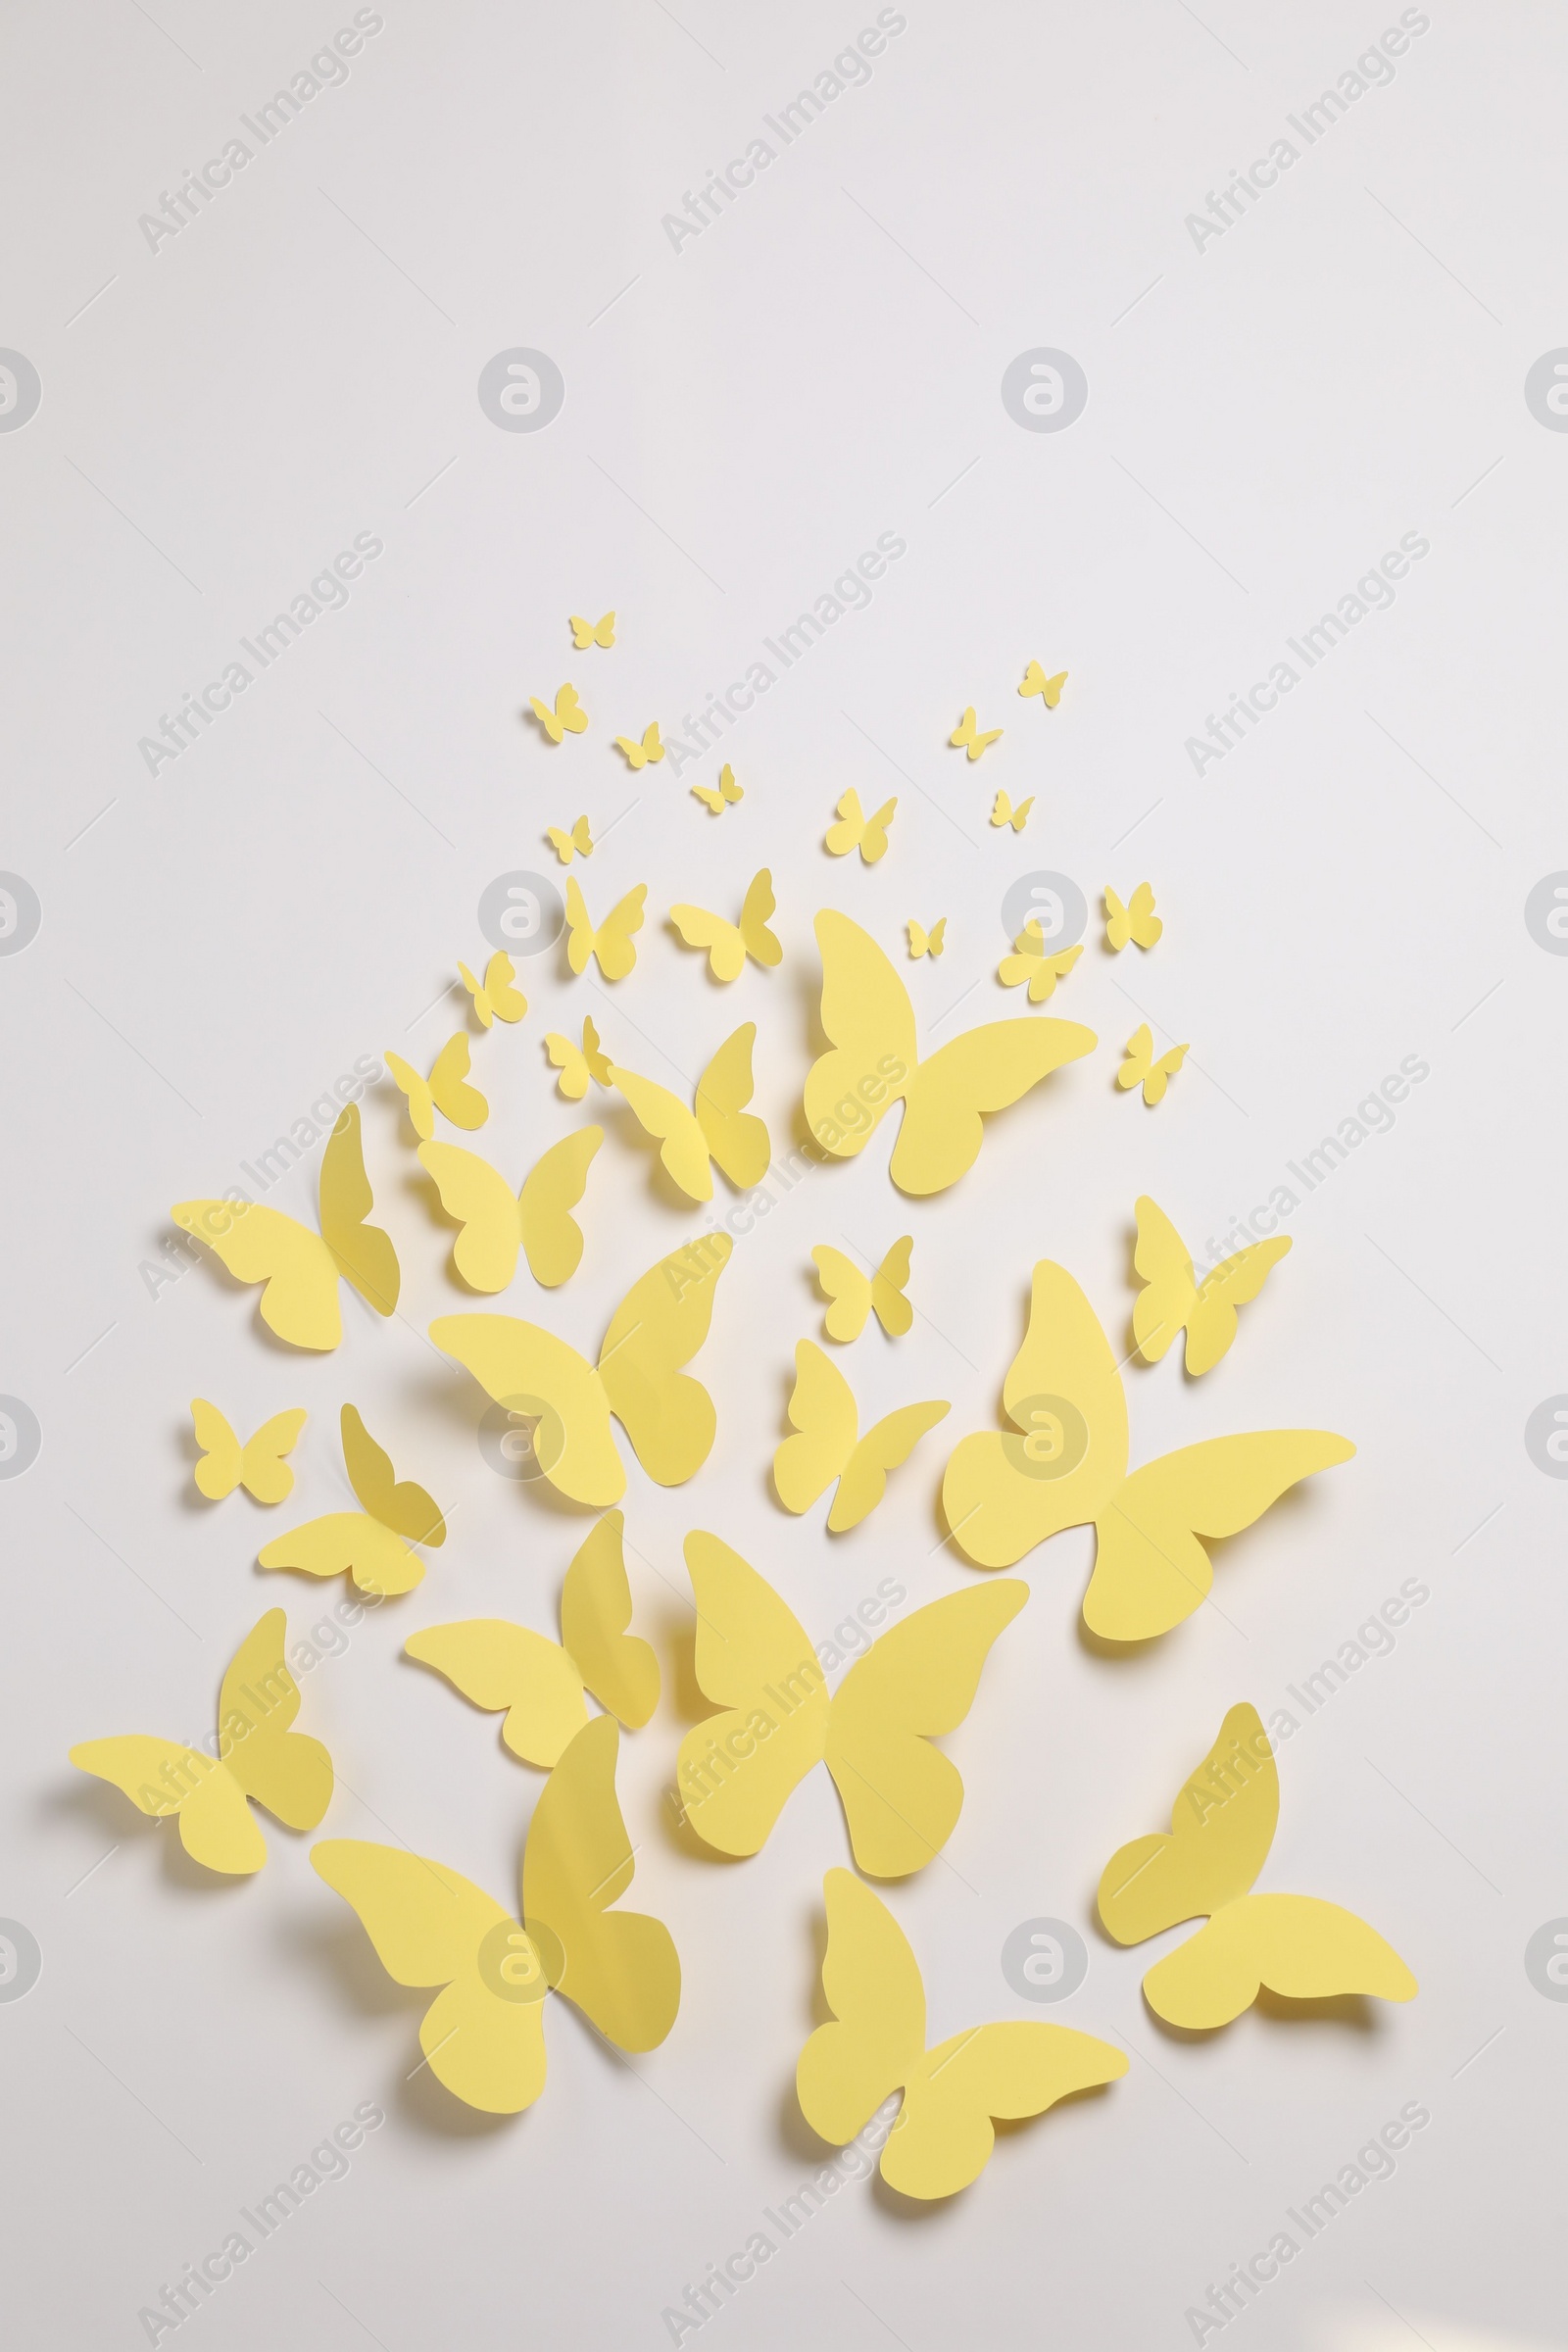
<box><xmin>190</xmin><ymin>1401</ymin><xmax>306</xmax><ymax>1503</ymax></box>
<box><xmin>259</xmin><ymin>1404</ymin><xmax>444</xmax><ymax>1596</ymax></box>
<box><xmin>811</xmin><ymin>1237</ymin><xmax>913</xmax><ymax>1343</ymax></box>
<box><xmin>1132</xmin><ymin>1196</ymin><xmax>1292</xmax><ymax>1374</ymax></box>
<box><xmin>565</xmin><ymin>878</ymin><xmax>645</xmax><ymax>979</ymax></box>
<box><xmin>668</xmin><ymin>869</ymin><xmax>781</xmax><ymax>981</ymax></box>
<box><xmin>773</xmin><ymin>1341</ymin><xmax>948</xmax><ymax>1531</ymax></box>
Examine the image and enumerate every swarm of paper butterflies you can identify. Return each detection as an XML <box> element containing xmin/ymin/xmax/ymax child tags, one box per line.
<box><xmin>73</xmin><ymin>627</ymin><xmax>1413</xmax><ymax>2202</ymax></box>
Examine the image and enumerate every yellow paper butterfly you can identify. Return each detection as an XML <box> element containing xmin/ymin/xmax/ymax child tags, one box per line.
<box><xmin>418</xmin><ymin>1129</ymin><xmax>603</xmax><ymax>1292</ymax></box>
<box><xmin>1118</xmin><ymin>1024</ymin><xmax>1188</xmax><ymax>1106</ymax></box>
<box><xmin>668</xmin><ymin>869</ymin><xmax>782</xmax><ymax>982</ymax></box>
<box><xmin>812</xmin><ymin>1237</ymin><xmax>913</xmax><ymax>1343</ymax></box>
<box><xmin>998</xmin><ymin>924</ymin><xmax>1081</xmax><ymax>1004</ymax></box>
<box><xmin>675</xmin><ymin>1531</ymin><xmax>1025</xmax><ymax>1876</ymax></box>
<box><xmin>1133</xmin><ymin>1198</ymin><xmax>1292</xmax><ymax>1376</ymax></box>
<box><xmin>774</xmin><ymin>1342</ymin><xmax>949</xmax><ymax>1532</ymax></box>
<box><xmin>405</xmin><ymin>1511</ymin><xmax>658</xmax><ymax>1768</ymax></box>
<box><xmin>259</xmin><ymin>1404</ymin><xmax>446</xmax><ymax>1597</ymax></box>
<box><xmin>613</xmin><ymin>722</ymin><xmax>663</xmax><ymax>770</ymax></box>
<box><xmin>941</xmin><ymin>1260</ymin><xmax>1353</xmax><ymax>1640</ymax></box>
<box><xmin>546</xmin><ymin>815</ymin><xmax>594</xmax><ymax>865</ymax></box>
<box><xmin>691</xmin><ymin>762</ymin><xmax>744</xmax><ymax>814</ymax></box>
<box><xmin>805</xmin><ymin>911</ymin><xmax>1096</xmax><ymax>1196</ymax></box>
<box><xmin>190</xmin><ymin>1400</ymin><xmax>306</xmax><ymax>1504</ymax></box>
<box><xmin>384</xmin><ymin>1032</ymin><xmax>488</xmax><ymax>1138</ymax></box>
<box><xmin>606</xmin><ymin>1025</ymin><xmax>769</xmax><ymax>1202</ymax></box>
<box><xmin>951</xmin><ymin>708</ymin><xmax>1003</xmax><ymax>760</ymax></box>
<box><xmin>1104</xmin><ymin>881</ymin><xmax>1161</xmax><ymax>951</ymax></box>
<box><xmin>824</xmin><ymin>789</ymin><xmax>896</xmax><ymax>864</ymax></box>
<box><xmin>313</xmin><ymin>1714</ymin><xmax>678</xmax><ymax>2115</ymax></box>
<box><xmin>459</xmin><ymin>951</ymin><xmax>527</xmax><ymax>1028</ymax></box>
<box><xmin>569</xmin><ymin>612</ymin><xmax>615</xmax><ymax>650</ymax></box>
<box><xmin>1098</xmin><ymin>1703</ymin><xmax>1417</xmax><ymax>2030</ymax></box>
<box><xmin>172</xmin><ymin>1104</ymin><xmax>399</xmax><ymax>1353</ymax></box>
<box><xmin>1018</xmin><ymin>661</ymin><xmax>1067</xmax><ymax>708</ymax></box>
<box><xmin>906</xmin><ymin>918</ymin><xmax>946</xmax><ymax>959</ymax></box>
<box><xmin>544</xmin><ymin>1016</ymin><xmax>612</xmax><ymax>1101</ymax></box>
<box><xmin>529</xmin><ymin>684</ymin><xmax>588</xmax><ymax>743</ymax></box>
<box><xmin>991</xmin><ymin>791</ymin><xmax>1034</xmax><ymax>832</ymax></box>
<box><xmin>799</xmin><ymin>1869</ymin><xmax>1125</xmax><ymax>2199</ymax></box>
<box><xmin>565</xmin><ymin>877</ymin><xmax>646</xmax><ymax>980</ymax></box>
<box><xmin>431</xmin><ymin>1234</ymin><xmax>732</xmax><ymax>1505</ymax></box>
<box><xmin>71</xmin><ymin>1610</ymin><xmax>332</xmax><ymax>1876</ymax></box>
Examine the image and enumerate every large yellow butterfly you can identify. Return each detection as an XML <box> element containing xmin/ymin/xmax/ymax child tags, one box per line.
<box><xmin>668</xmin><ymin>868</ymin><xmax>781</xmax><ymax>982</ymax></box>
<box><xmin>941</xmin><ymin>1261</ymin><xmax>1353</xmax><ymax>1640</ymax></box>
<box><xmin>1018</xmin><ymin>661</ymin><xmax>1067</xmax><ymax>708</ymax></box>
<box><xmin>546</xmin><ymin>814</ymin><xmax>594</xmax><ymax>864</ymax></box>
<box><xmin>384</xmin><ymin>1033</ymin><xmax>488</xmax><ymax>1138</ymax></box>
<box><xmin>529</xmin><ymin>684</ymin><xmax>588</xmax><ymax>743</ymax></box>
<box><xmin>613</xmin><ymin>721</ymin><xmax>663</xmax><ymax>770</ymax></box>
<box><xmin>172</xmin><ymin>1104</ymin><xmax>399</xmax><ymax>1353</ymax></box>
<box><xmin>1118</xmin><ymin>1024</ymin><xmax>1188</xmax><ymax>1106</ymax></box>
<box><xmin>1098</xmin><ymin>1703</ymin><xmax>1417</xmax><ymax>2029</ymax></box>
<box><xmin>690</xmin><ymin>762</ymin><xmax>743</xmax><ymax>814</ymax></box>
<box><xmin>811</xmin><ymin>1236</ymin><xmax>913</xmax><ymax>1343</ymax></box>
<box><xmin>675</xmin><ymin>1531</ymin><xmax>1025</xmax><ymax>1876</ymax></box>
<box><xmin>799</xmin><ymin>1869</ymin><xmax>1125</xmax><ymax>2199</ymax></box>
<box><xmin>774</xmin><ymin>1342</ymin><xmax>948</xmax><ymax>1531</ymax></box>
<box><xmin>418</xmin><ymin>1129</ymin><xmax>603</xmax><ymax>1291</ymax></box>
<box><xmin>991</xmin><ymin>790</ymin><xmax>1034</xmax><ymax>832</ymax></box>
<box><xmin>313</xmin><ymin>1714</ymin><xmax>678</xmax><ymax>2114</ymax></box>
<box><xmin>606</xmin><ymin>1024</ymin><xmax>769</xmax><ymax>1201</ymax></box>
<box><xmin>569</xmin><ymin>612</ymin><xmax>615</xmax><ymax>650</ymax></box>
<box><xmin>259</xmin><ymin>1404</ymin><xmax>445</xmax><ymax>1596</ymax></box>
<box><xmin>71</xmin><ymin>1610</ymin><xmax>332</xmax><ymax>1875</ymax></box>
<box><xmin>1104</xmin><ymin>881</ymin><xmax>1161</xmax><ymax>951</ymax></box>
<box><xmin>824</xmin><ymin>789</ymin><xmax>896</xmax><ymax>863</ymax></box>
<box><xmin>431</xmin><ymin>1235</ymin><xmax>732</xmax><ymax>1504</ymax></box>
<box><xmin>459</xmin><ymin>950</ymin><xmax>526</xmax><ymax>1028</ymax></box>
<box><xmin>405</xmin><ymin>1511</ymin><xmax>658</xmax><ymax>1768</ymax></box>
<box><xmin>804</xmin><ymin>911</ymin><xmax>1096</xmax><ymax>1196</ymax></box>
<box><xmin>1133</xmin><ymin>1197</ymin><xmax>1292</xmax><ymax>1376</ymax></box>
<box><xmin>190</xmin><ymin>1400</ymin><xmax>306</xmax><ymax>1503</ymax></box>
<box><xmin>565</xmin><ymin>877</ymin><xmax>646</xmax><ymax>979</ymax></box>
<box><xmin>906</xmin><ymin>917</ymin><xmax>946</xmax><ymax>958</ymax></box>
<box><xmin>998</xmin><ymin>924</ymin><xmax>1081</xmax><ymax>1004</ymax></box>
<box><xmin>950</xmin><ymin>708</ymin><xmax>1003</xmax><ymax>760</ymax></box>
<box><xmin>544</xmin><ymin>1016</ymin><xmax>612</xmax><ymax>1101</ymax></box>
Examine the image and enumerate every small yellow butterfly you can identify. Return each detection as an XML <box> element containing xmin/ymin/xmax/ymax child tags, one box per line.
<box><xmin>418</xmin><ymin>1129</ymin><xmax>603</xmax><ymax>1293</ymax></box>
<box><xmin>775</xmin><ymin>1342</ymin><xmax>949</xmax><ymax>1531</ymax></box>
<box><xmin>564</xmin><ymin>879</ymin><xmax>646</xmax><ymax>980</ymax></box>
<box><xmin>604</xmin><ymin>1025</ymin><xmax>770</xmax><ymax>1201</ymax></box>
<box><xmin>668</xmin><ymin>869</ymin><xmax>781</xmax><ymax>983</ymax></box>
<box><xmin>824</xmin><ymin>789</ymin><xmax>896</xmax><ymax>863</ymax></box>
<box><xmin>991</xmin><ymin>791</ymin><xmax>1034</xmax><ymax>832</ymax></box>
<box><xmin>545</xmin><ymin>815</ymin><xmax>594</xmax><ymax>864</ymax></box>
<box><xmin>951</xmin><ymin>708</ymin><xmax>1003</xmax><ymax>760</ymax></box>
<box><xmin>528</xmin><ymin>684</ymin><xmax>588</xmax><ymax>744</ymax></box>
<box><xmin>613</xmin><ymin>722</ymin><xmax>663</xmax><ymax>770</ymax></box>
<box><xmin>998</xmin><ymin>924</ymin><xmax>1081</xmax><ymax>1004</ymax></box>
<box><xmin>811</xmin><ymin>1237</ymin><xmax>913</xmax><ymax>1343</ymax></box>
<box><xmin>1118</xmin><ymin>1024</ymin><xmax>1188</xmax><ymax>1106</ymax></box>
<box><xmin>569</xmin><ymin>612</ymin><xmax>615</xmax><ymax>650</ymax></box>
<box><xmin>690</xmin><ymin>762</ymin><xmax>744</xmax><ymax>815</ymax></box>
<box><xmin>1019</xmin><ymin>662</ymin><xmax>1067</xmax><ymax>708</ymax></box>
<box><xmin>544</xmin><ymin>1016</ymin><xmax>612</xmax><ymax>1101</ymax></box>
<box><xmin>906</xmin><ymin>918</ymin><xmax>946</xmax><ymax>959</ymax></box>
<box><xmin>260</xmin><ymin>1403</ymin><xmax>446</xmax><ymax>1595</ymax></box>
<box><xmin>1132</xmin><ymin>1197</ymin><xmax>1292</xmax><ymax>1376</ymax></box>
<box><xmin>384</xmin><ymin>1034</ymin><xmax>488</xmax><ymax>1139</ymax></box>
<box><xmin>1104</xmin><ymin>882</ymin><xmax>1161</xmax><ymax>951</ymax></box>
<box><xmin>458</xmin><ymin>951</ymin><xmax>526</xmax><ymax>1028</ymax></box>
<box><xmin>190</xmin><ymin>1400</ymin><xmax>307</xmax><ymax>1503</ymax></box>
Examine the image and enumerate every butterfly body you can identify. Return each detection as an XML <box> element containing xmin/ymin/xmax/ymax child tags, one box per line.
<box><xmin>259</xmin><ymin>1404</ymin><xmax>445</xmax><ymax>1596</ymax></box>
<box><xmin>546</xmin><ymin>815</ymin><xmax>594</xmax><ymax>865</ymax></box>
<box><xmin>774</xmin><ymin>1342</ymin><xmax>948</xmax><ymax>1530</ymax></box>
<box><xmin>529</xmin><ymin>684</ymin><xmax>588</xmax><ymax>743</ymax></box>
<box><xmin>190</xmin><ymin>1400</ymin><xmax>306</xmax><ymax>1502</ymax></box>
<box><xmin>385</xmin><ymin>1033</ymin><xmax>488</xmax><ymax>1136</ymax></box>
<box><xmin>1132</xmin><ymin>1197</ymin><xmax>1292</xmax><ymax>1373</ymax></box>
<box><xmin>569</xmin><ymin>612</ymin><xmax>615</xmax><ymax>650</ymax></box>
<box><xmin>419</xmin><ymin>1128</ymin><xmax>603</xmax><ymax>1291</ymax></box>
<box><xmin>998</xmin><ymin>925</ymin><xmax>1081</xmax><ymax>1004</ymax></box>
<box><xmin>459</xmin><ymin>951</ymin><xmax>526</xmax><ymax>1028</ymax></box>
<box><xmin>691</xmin><ymin>762</ymin><xmax>744</xmax><ymax>814</ymax></box>
<box><xmin>950</xmin><ymin>709</ymin><xmax>1003</xmax><ymax>760</ymax></box>
<box><xmin>825</xmin><ymin>790</ymin><xmax>896</xmax><ymax>863</ymax></box>
<box><xmin>565</xmin><ymin>878</ymin><xmax>646</xmax><ymax>979</ymax></box>
<box><xmin>1118</xmin><ymin>1024</ymin><xmax>1188</xmax><ymax>1105</ymax></box>
<box><xmin>668</xmin><ymin>869</ymin><xmax>781</xmax><ymax>981</ymax></box>
<box><xmin>812</xmin><ymin>1237</ymin><xmax>913</xmax><ymax>1342</ymax></box>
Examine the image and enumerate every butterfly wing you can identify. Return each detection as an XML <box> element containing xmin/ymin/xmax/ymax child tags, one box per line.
<box><xmin>384</xmin><ymin>1051</ymin><xmax>437</xmax><ymax>1140</ymax></box>
<box><xmin>824</xmin><ymin>788</ymin><xmax>866</xmax><ymax>857</ymax></box>
<box><xmin>171</xmin><ymin>1200</ymin><xmax>344</xmax><ymax>1350</ymax></box>
<box><xmin>592</xmin><ymin>614</ymin><xmax>614</xmax><ymax>648</ymax></box>
<box><xmin>797</xmin><ymin>1869</ymin><xmax>925</xmax><ymax>2145</ymax></box>
<box><xmin>427</xmin><ymin>1033</ymin><xmax>488</xmax><ymax>1130</ymax></box>
<box><xmin>1007</xmin><ymin>798</ymin><xmax>1033</xmax><ymax>832</ymax></box>
<box><xmin>519</xmin><ymin>1128</ymin><xmax>602</xmax><ymax>1288</ymax></box>
<box><xmin>812</xmin><ymin>1248</ymin><xmax>872</xmax><ymax>1344</ymax></box>
<box><xmin>404</xmin><ymin>1620</ymin><xmax>590</xmax><ymax>1768</ymax></box>
<box><xmin>1128</xmin><ymin>882</ymin><xmax>1162</xmax><ymax>948</ymax></box>
<box><xmin>738</xmin><ymin>868</ymin><xmax>781</xmax><ymax>966</ymax></box>
<box><xmin>928</xmin><ymin>919</ymin><xmax>947</xmax><ymax>953</ymax></box>
<box><xmin>773</xmin><ymin>1341</ymin><xmax>857</xmax><ymax>1514</ymax></box>
<box><xmin>235</xmin><ymin>1409</ymin><xmax>307</xmax><ymax>1503</ymax></box>
<box><xmin>318</xmin><ymin>1102</ymin><xmax>401</xmax><ymax>1317</ymax></box>
<box><xmin>893</xmin><ymin>1016</ymin><xmax>1097</xmax><ymax>1196</ymax></box>
<box><xmin>545</xmin><ymin>1033</ymin><xmax>590</xmax><ymax>1099</ymax></box>
<box><xmin>803</xmin><ymin>913</ymin><xmax>918</xmax><ymax>1162</ymax></box>
<box><xmin>564</xmin><ymin>876</ymin><xmax>595</xmax><ymax>975</ymax></box>
<box><xmin>1184</xmin><ymin>1238</ymin><xmax>1292</xmax><ymax>1375</ymax></box>
<box><xmin>675</xmin><ymin>1531</ymin><xmax>829</xmax><ymax>1855</ymax></box>
<box><xmin>1117</xmin><ymin>1025</ymin><xmax>1153</xmax><ymax>1090</ymax></box>
<box><xmin>70</xmin><ymin>1738</ymin><xmax>265</xmax><ymax>1873</ymax></box>
<box><xmin>690</xmin><ymin>785</ymin><xmax>724</xmax><ymax>813</ymax></box>
<box><xmin>831</xmin><ymin>1402</ymin><xmax>950</xmax><ymax>1533</ymax></box>
<box><xmin>482</xmin><ymin>951</ymin><xmax>526</xmax><ymax>1023</ymax></box>
<box><xmin>218</xmin><ymin>1608</ymin><xmax>333</xmax><ymax>1829</ymax></box>
<box><xmin>609</xmin><ymin>1062</ymin><xmax>713</xmax><ymax>1200</ymax></box>
<box><xmin>1104</xmin><ymin>889</ymin><xmax>1130</xmax><ymax>950</ymax></box>
<box><xmin>1131</xmin><ymin>1196</ymin><xmax>1199</xmax><ymax>1364</ymax></box>
<box><xmin>341</xmin><ymin>1404</ymin><xmax>445</xmax><ymax>1545</ymax></box>
<box><xmin>907</xmin><ymin>922</ymin><xmax>930</xmax><ymax>958</ymax></box>
<box><xmin>695</xmin><ymin>1023</ymin><xmax>770</xmax><ymax>1188</ymax></box>
<box><xmin>459</xmin><ymin>959</ymin><xmax>492</xmax><ymax>1028</ymax></box>
<box><xmin>418</xmin><ymin>1141</ymin><xmax>522</xmax><ymax>1294</ymax></box>
<box><xmin>1098</xmin><ymin>1702</ymin><xmax>1278</xmax><ymax>1944</ymax></box>
<box><xmin>592</xmin><ymin>885</ymin><xmax>647</xmax><ymax>980</ymax></box>
<box><xmin>1142</xmin><ymin>1893</ymin><xmax>1417</xmax><ymax>2030</ymax></box>
<box><xmin>430</xmin><ymin>1313</ymin><xmax>622</xmax><ymax>1504</ymax></box>
<box><xmin>258</xmin><ymin>1512</ymin><xmax>425</xmax><ymax>1596</ymax></box>
<box><xmin>530</xmin><ymin>696</ymin><xmax>564</xmax><ymax>743</ymax></box>
<box><xmin>1143</xmin><ymin>1043</ymin><xmax>1188</xmax><ymax>1105</ymax></box>
<box><xmin>559</xmin><ymin>1509</ymin><xmax>660</xmax><ymax>1729</ymax></box>
<box><xmin>824</xmin><ymin>1582</ymin><xmax>1027</xmax><ymax>1877</ymax></box>
<box><xmin>860</xmin><ymin>799</ymin><xmax>897</xmax><ymax>860</ymax></box>
<box><xmin>597</xmin><ymin>1236</ymin><xmax>731</xmax><ymax>1485</ymax></box>
<box><xmin>1031</xmin><ymin>945</ymin><xmax>1080</xmax><ymax>1003</ymax></box>
<box><xmin>870</xmin><ymin>1238</ymin><xmax>914</xmax><ymax>1338</ymax></box>
<box><xmin>558</xmin><ymin>686</ymin><xmax>587</xmax><ymax>735</ymax></box>
<box><xmin>668</xmin><ymin>903</ymin><xmax>747</xmax><ymax>983</ymax></box>
<box><xmin>894</xmin><ymin>2024</ymin><xmax>1126</xmax><ymax>2199</ymax></box>
<box><xmin>191</xmin><ymin>1399</ymin><xmax>242</xmax><ymax>1499</ymax></box>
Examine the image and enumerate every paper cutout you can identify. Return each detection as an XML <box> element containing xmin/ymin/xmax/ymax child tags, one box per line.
<box><xmin>313</xmin><ymin>1715</ymin><xmax>678</xmax><ymax>2113</ymax></box>
<box><xmin>419</xmin><ymin>1130</ymin><xmax>603</xmax><ymax>1291</ymax></box>
<box><xmin>999</xmin><ymin>925</ymin><xmax>1081</xmax><ymax>1004</ymax></box>
<box><xmin>799</xmin><ymin>1869</ymin><xmax>1124</xmax><ymax>2198</ymax></box>
<box><xmin>675</xmin><ymin>1531</ymin><xmax>1025</xmax><ymax>1876</ymax></box>
<box><xmin>546</xmin><ymin>815</ymin><xmax>594</xmax><ymax>864</ymax></box>
<box><xmin>191</xmin><ymin>1400</ymin><xmax>306</xmax><ymax>1503</ymax></box>
<box><xmin>259</xmin><ymin>1404</ymin><xmax>445</xmax><ymax>1596</ymax></box>
<box><xmin>460</xmin><ymin>951</ymin><xmax>527</xmax><ymax>1028</ymax></box>
<box><xmin>1118</xmin><ymin>1024</ymin><xmax>1188</xmax><ymax>1106</ymax></box>
<box><xmin>940</xmin><ymin>1260</ymin><xmax>1354</xmax><ymax>1639</ymax></box>
<box><xmin>385</xmin><ymin>1033</ymin><xmax>489</xmax><ymax>1138</ymax></box>
<box><xmin>1098</xmin><ymin>1702</ymin><xmax>1417</xmax><ymax>2028</ymax></box>
<box><xmin>431</xmin><ymin>1234</ymin><xmax>732</xmax><ymax>1504</ymax></box>
<box><xmin>1019</xmin><ymin>662</ymin><xmax>1067</xmax><ymax>708</ymax></box>
<box><xmin>991</xmin><ymin>791</ymin><xmax>1034</xmax><ymax>832</ymax></box>
<box><xmin>529</xmin><ymin>684</ymin><xmax>588</xmax><ymax>743</ymax></box>
<box><xmin>606</xmin><ymin>1025</ymin><xmax>769</xmax><ymax>1201</ymax></box>
<box><xmin>172</xmin><ymin>1104</ymin><xmax>399</xmax><ymax>1352</ymax></box>
<box><xmin>1104</xmin><ymin>882</ymin><xmax>1161</xmax><ymax>951</ymax></box>
<box><xmin>70</xmin><ymin>1610</ymin><xmax>332</xmax><ymax>1875</ymax></box>
<box><xmin>569</xmin><ymin>612</ymin><xmax>615</xmax><ymax>650</ymax></box>
<box><xmin>825</xmin><ymin>790</ymin><xmax>895</xmax><ymax>863</ymax></box>
<box><xmin>405</xmin><ymin>1511</ymin><xmax>658</xmax><ymax>1768</ymax></box>
<box><xmin>906</xmin><ymin>918</ymin><xmax>946</xmax><ymax>959</ymax></box>
<box><xmin>691</xmin><ymin>763</ymin><xmax>744</xmax><ymax>814</ymax></box>
<box><xmin>774</xmin><ymin>1342</ymin><xmax>948</xmax><ymax>1531</ymax></box>
<box><xmin>545</xmin><ymin>1017</ymin><xmax>612</xmax><ymax>1100</ymax></box>
<box><xmin>1133</xmin><ymin>1198</ymin><xmax>1292</xmax><ymax>1375</ymax></box>
<box><xmin>668</xmin><ymin>869</ymin><xmax>781</xmax><ymax>982</ymax></box>
<box><xmin>805</xmin><ymin>911</ymin><xmax>1096</xmax><ymax>1195</ymax></box>
<box><xmin>613</xmin><ymin>722</ymin><xmax>664</xmax><ymax>770</ymax></box>
<box><xmin>812</xmin><ymin>1238</ymin><xmax>913</xmax><ymax>1343</ymax></box>
<box><xmin>951</xmin><ymin>708</ymin><xmax>1003</xmax><ymax>760</ymax></box>
<box><xmin>565</xmin><ymin>878</ymin><xmax>646</xmax><ymax>979</ymax></box>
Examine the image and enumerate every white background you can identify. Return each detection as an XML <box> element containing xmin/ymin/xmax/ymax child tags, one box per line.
<box><xmin>3</xmin><ymin>2</ymin><xmax>1565</xmax><ymax>2345</ymax></box>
